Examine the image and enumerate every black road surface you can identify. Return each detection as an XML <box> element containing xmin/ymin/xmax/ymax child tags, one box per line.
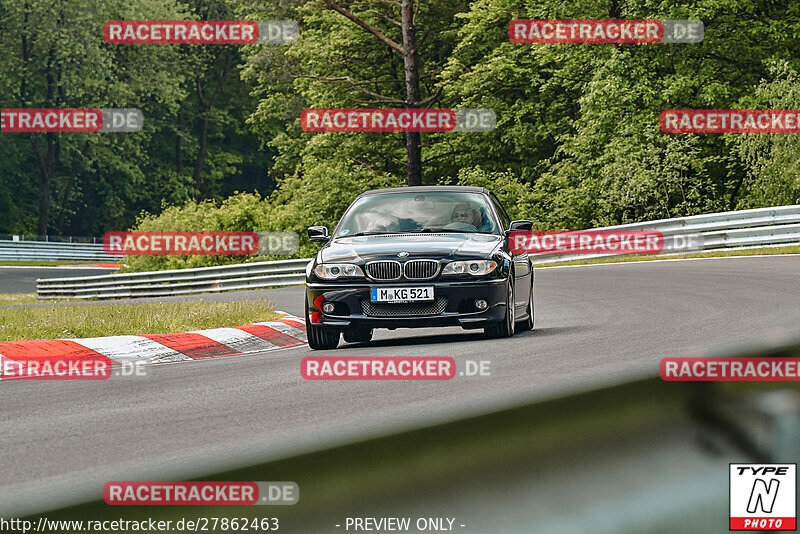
<box><xmin>2</xmin><ymin>256</ymin><xmax>800</xmax><ymax>520</ymax></box>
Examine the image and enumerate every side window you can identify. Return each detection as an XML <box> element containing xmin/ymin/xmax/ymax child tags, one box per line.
<box><xmin>488</xmin><ymin>194</ymin><xmax>510</xmax><ymax>230</ymax></box>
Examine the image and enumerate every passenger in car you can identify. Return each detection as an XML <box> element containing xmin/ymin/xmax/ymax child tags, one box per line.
<box><xmin>473</xmin><ymin>206</ymin><xmax>493</xmax><ymax>232</ymax></box>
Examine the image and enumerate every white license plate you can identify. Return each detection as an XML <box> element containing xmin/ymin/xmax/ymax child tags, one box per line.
<box><xmin>370</xmin><ymin>286</ymin><xmax>434</xmax><ymax>303</ymax></box>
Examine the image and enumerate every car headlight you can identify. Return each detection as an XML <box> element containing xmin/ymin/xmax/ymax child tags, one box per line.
<box><xmin>441</xmin><ymin>260</ymin><xmax>497</xmax><ymax>276</ymax></box>
<box><xmin>313</xmin><ymin>263</ymin><xmax>365</xmax><ymax>279</ymax></box>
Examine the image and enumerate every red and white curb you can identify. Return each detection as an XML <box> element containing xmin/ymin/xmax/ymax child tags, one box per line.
<box><xmin>0</xmin><ymin>311</ymin><xmax>306</xmax><ymax>371</ymax></box>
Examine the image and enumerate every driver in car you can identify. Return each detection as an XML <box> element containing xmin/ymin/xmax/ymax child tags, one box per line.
<box><xmin>450</xmin><ymin>203</ymin><xmax>479</xmax><ymax>227</ymax></box>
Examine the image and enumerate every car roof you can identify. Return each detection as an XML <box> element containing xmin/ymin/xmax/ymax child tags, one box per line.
<box><xmin>356</xmin><ymin>185</ymin><xmax>490</xmax><ymax>197</ymax></box>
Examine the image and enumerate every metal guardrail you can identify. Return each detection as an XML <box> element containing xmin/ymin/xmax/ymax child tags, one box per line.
<box><xmin>37</xmin><ymin>259</ymin><xmax>310</xmax><ymax>299</ymax></box>
<box><xmin>0</xmin><ymin>233</ymin><xmax>105</xmax><ymax>243</ymax></box>
<box><xmin>0</xmin><ymin>239</ymin><xmax>121</xmax><ymax>262</ymax></box>
<box><xmin>529</xmin><ymin>204</ymin><xmax>800</xmax><ymax>264</ymax></box>
<box><xmin>35</xmin><ymin>204</ymin><xmax>800</xmax><ymax>299</ymax></box>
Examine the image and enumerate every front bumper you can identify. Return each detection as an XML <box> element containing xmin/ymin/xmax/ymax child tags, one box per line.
<box><xmin>306</xmin><ymin>278</ymin><xmax>507</xmax><ymax>330</ymax></box>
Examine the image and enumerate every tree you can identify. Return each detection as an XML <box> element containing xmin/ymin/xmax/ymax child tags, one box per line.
<box><xmin>0</xmin><ymin>0</ymin><xmax>275</xmax><ymax>236</ymax></box>
<box><xmin>0</xmin><ymin>0</ymin><xmax>188</xmax><ymax>235</ymax></box>
<box><xmin>240</xmin><ymin>0</ymin><xmax>467</xmax><ymax>189</ymax></box>
<box><xmin>434</xmin><ymin>0</ymin><xmax>800</xmax><ymax>227</ymax></box>
<box><xmin>733</xmin><ymin>61</ymin><xmax>800</xmax><ymax>208</ymax></box>
<box><xmin>320</xmin><ymin>0</ymin><xmax>430</xmax><ymax>186</ymax></box>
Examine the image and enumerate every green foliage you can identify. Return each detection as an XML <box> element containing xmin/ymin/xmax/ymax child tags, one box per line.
<box><xmin>5</xmin><ymin>0</ymin><xmax>800</xmax><ymax>261</ymax></box>
<box><xmin>125</xmin><ymin>193</ymin><xmax>273</xmax><ymax>271</ymax></box>
<box><xmin>0</xmin><ymin>0</ymin><xmax>275</xmax><ymax>237</ymax></box>
<box><xmin>433</xmin><ymin>0</ymin><xmax>800</xmax><ymax>228</ymax></box>
<box><xmin>238</xmin><ymin>0</ymin><xmax>471</xmax><ymax>188</ymax></box>
<box><xmin>732</xmin><ymin>60</ymin><xmax>800</xmax><ymax>208</ymax></box>
<box><xmin>0</xmin><ymin>0</ymin><xmax>191</xmax><ymax>234</ymax></box>
<box><xmin>232</xmin><ymin>0</ymin><xmax>800</xmax><ymax>238</ymax></box>
<box><xmin>454</xmin><ymin>167</ymin><xmax>539</xmax><ymax>224</ymax></box>
<box><xmin>124</xmin><ymin>155</ymin><xmax>405</xmax><ymax>270</ymax></box>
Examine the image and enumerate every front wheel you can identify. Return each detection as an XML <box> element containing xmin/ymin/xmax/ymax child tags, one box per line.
<box><xmin>305</xmin><ymin>298</ymin><xmax>340</xmax><ymax>350</ymax></box>
<box><xmin>485</xmin><ymin>277</ymin><xmax>515</xmax><ymax>338</ymax></box>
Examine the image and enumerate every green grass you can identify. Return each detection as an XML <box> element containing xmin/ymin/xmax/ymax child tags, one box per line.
<box><xmin>0</xmin><ymin>299</ymin><xmax>280</xmax><ymax>342</ymax></box>
<box><xmin>0</xmin><ymin>293</ymin><xmax>42</xmax><ymax>305</ymax></box>
<box><xmin>535</xmin><ymin>244</ymin><xmax>800</xmax><ymax>268</ymax></box>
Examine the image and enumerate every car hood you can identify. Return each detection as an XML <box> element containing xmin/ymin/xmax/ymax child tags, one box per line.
<box><xmin>320</xmin><ymin>233</ymin><xmax>503</xmax><ymax>264</ymax></box>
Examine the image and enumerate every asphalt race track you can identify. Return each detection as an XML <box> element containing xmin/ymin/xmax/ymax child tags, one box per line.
<box><xmin>2</xmin><ymin>255</ymin><xmax>800</xmax><ymax>516</ymax></box>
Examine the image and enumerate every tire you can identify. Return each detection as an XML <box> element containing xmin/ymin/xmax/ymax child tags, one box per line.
<box><xmin>343</xmin><ymin>327</ymin><xmax>373</xmax><ymax>344</ymax></box>
<box><xmin>517</xmin><ymin>284</ymin><xmax>534</xmax><ymax>331</ymax></box>
<box><xmin>485</xmin><ymin>277</ymin><xmax>515</xmax><ymax>338</ymax></box>
<box><xmin>305</xmin><ymin>298</ymin><xmax>340</xmax><ymax>350</ymax></box>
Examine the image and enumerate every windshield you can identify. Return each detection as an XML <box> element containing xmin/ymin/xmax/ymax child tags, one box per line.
<box><xmin>335</xmin><ymin>191</ymin><xmax>498</xmax><ymax>237</ymax></box>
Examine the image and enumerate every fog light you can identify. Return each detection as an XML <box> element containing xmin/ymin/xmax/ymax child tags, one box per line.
<box><xmin>475</xmin><ymin>299</ymin><xmax>488</xmax><ymax>310</ymax></box>
<box><xmin>322</xmin><ymin>302</ymin><xmax>336</xmax><ymax>314</ymax></box>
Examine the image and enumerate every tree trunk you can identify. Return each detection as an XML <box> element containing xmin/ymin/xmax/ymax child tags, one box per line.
<box><xmin>192</xmin><ymin>50</ymin><xmax>232</xmax><ymax>196</ymax></box>
<box><xmin>32</xmin><ymin>133</ymin><xmax>59</xmax><ymax>236</ymax></box>
<box><xmin>729</xmin><ymin>173</ymin><xmax>745</xmax><ymax>210</ymax></box>
<box><xmin>192</xmin><ymin>111</ymin><xmax>210</xmax><ymax>194</ymax></box>
<box><xmin>26</xmin><ymin>5</ymin><xmax>64</xmax><ymax>237</ymax></box>
<box><xmin>37</xmin><ymin>166</ymin><xmax>51</xmax><ymax>236</ymax></box>
<box><xmin>55</xmin><ymin>167</ymin><xmax>77</xmax><ymax>234</ymax></box>
<box><xmin>176</xmin><ymin>110</ymin><xmax>184</xmax><ymax>175</ymax></box>
<box><xmin>401</xmin><ymin>0</ymin><xmax>422</xmax><ymax>186</ymax></box>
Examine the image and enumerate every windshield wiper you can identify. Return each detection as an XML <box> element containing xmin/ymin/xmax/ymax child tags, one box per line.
<box><xmin>340</xmin><ymin>231</ymin><xmax>389</xmax><ymax>238</ymax></box>
<box><xmin>412</xmin><ymin>228</ymin><xmax>477</xmax><ymax>234</ymax></box>
<box><xmin>342</xmin><ymin>228</ymin><xmax>479</xmax><ymax>237</ymax></box>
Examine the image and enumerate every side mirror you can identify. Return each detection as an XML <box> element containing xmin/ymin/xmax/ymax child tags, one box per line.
<box><xmin>506</xmin><ymin>220</ymin><xmax>533</xmax><ymax>235</ymax></box>
<box><xmin>308</xmin><ymin>226</ymin><xmax>330</xmax><ymax>243</ymax></box>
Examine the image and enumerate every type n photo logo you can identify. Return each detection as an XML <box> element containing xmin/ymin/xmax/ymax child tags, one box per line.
<box><xmin>730</xmin><ymin>464</ymin><xmax>796</xmax><ymax>530</ymax></box>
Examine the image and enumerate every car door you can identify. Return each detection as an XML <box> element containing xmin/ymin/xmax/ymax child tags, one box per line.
<box><xmin>488</xmin><ymin>193</ymin><xmax>532</xmax><ymax>316</ymax></box>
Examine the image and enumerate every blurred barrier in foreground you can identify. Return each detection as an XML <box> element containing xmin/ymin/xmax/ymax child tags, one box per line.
<box><xmin>22</xmin><ymin>332</ymin><xmax>800</xmax><ymax>532</ymax></box>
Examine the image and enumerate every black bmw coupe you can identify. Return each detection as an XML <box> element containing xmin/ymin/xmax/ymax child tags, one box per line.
<box><xmin>304</xmin><ymin>186</ymin><xmax>534</xmax><ymax>349</ymax></box>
